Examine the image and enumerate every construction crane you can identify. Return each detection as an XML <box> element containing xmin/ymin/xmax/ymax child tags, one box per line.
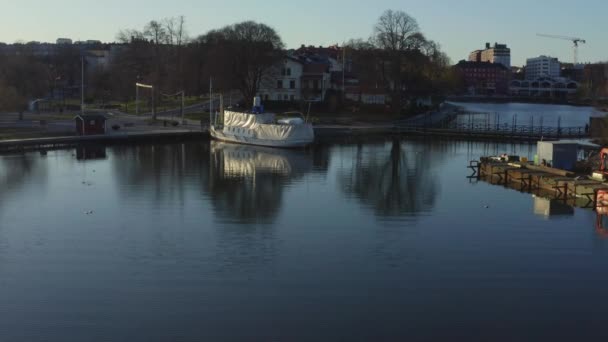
<box><xmin>537</xmin><ymin>33</ymin><xmax>586</xmax><ymax>65</ymax></box>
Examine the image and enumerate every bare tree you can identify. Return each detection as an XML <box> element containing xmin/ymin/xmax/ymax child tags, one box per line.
<box><xmin>372</xmin><ymin>10</ymin><xmax>427</xmax><ymax>113</ymax></box>
<box><xmin>373</xmin><ymin>10</ymin><xmax>424</xmax><ymax>52</ymax></box>
<box><xmin>144</xmin><ymin>20</ymin><xmax>168</xmax><ymax>45</ymax></box>
<box><xmin>164</xmin><ymin>16</ymin><xmax>189</xmax><ymax>90</ymax></box>
<box><xmin>116</xmin><ymin>29</ymin><xmax>145</xmax><ymax>43</ymax></box>
<box><xmin>199</xmin><ymin>21</ymin><xmax>284</xmax><ymax>101</ymax></box>
<box><xmin>164</xmin><ymin>16</ymin><xmax>188</xmax><ymax>47</ymax></box>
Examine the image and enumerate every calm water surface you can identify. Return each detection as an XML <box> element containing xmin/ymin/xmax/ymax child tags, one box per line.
<box><xmin>1</xmin><ymin>139</ymin><xmax>607</xmax><ymax>341</ymax></box>
<box><xmin>451</xmin><ymin>101</ymin><xmax>600</xmax><ymax>127</ymax></box>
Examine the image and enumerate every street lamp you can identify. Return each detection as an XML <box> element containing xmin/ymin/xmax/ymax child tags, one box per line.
<box><xmin>136</xmin><ymin>81</ymin><xmax>154</xmax><ymax>118</ymax></box>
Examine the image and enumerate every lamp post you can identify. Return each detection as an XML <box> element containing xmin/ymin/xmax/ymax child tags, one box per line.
<box><xmin>136</xmin><ymin>81</ymin><xmax>154</xmax><ymax>118</ymax></box>
<box><xmin>81</xmin><ymin>56</ymin><xmax>84</xmax><ymax>115</ymax></box>
<box><xmin>342</xmin><ymin>43</ymin><xmax>346</xmax><ymax>102</ymax></box>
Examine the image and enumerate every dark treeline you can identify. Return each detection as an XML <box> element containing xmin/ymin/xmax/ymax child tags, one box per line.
<box><xmin>0</xmin><ymin>10</ymin><xmax>461</xmax><ymax>114</ymax></box>
<box><xmin>346</xmin><ymin>10</ymin><xmax>462</xmax><ymax>112</ymax></box>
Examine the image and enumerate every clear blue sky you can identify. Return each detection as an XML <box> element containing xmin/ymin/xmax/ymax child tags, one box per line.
<box><xmin>1</xmin><ymin>0</ymin><xmax>606</xmax><ymax>66</ymax></box>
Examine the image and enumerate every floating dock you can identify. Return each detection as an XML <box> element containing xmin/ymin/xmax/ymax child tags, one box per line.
<box><xmin>470</xmin><ymin>159</ymin><xmax>608</xmax><ymax>210</ymax></box>
<box><xmin>0</xmin><ymin>130</ymin><xmax>207</xmax><ymax>153</ymax></box>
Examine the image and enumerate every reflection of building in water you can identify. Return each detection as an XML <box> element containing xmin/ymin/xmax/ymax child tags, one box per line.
<box><xmin>533</xmin><ymin>196</ymin><xmax>575</xmax><ymax>218</ymax></box>
<box><xmin>208</xmin><ymin>142</ymin><xmax>314</xmax><ymax>224</ymax></box>
<box><xmin>76</xmin><ymin>145</ymin><xmax>107</xmax><ymax>161</ymax></box>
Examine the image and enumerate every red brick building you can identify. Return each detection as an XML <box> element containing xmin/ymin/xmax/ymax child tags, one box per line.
<box><xmin>454</xmin><ymin>60</ymin><xmax>510</xmax><ymax>96</ymax></box>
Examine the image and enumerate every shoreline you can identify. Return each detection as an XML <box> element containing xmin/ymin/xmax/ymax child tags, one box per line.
<box><xmin>0</xmin><ymin>130</ymin><xmax>207</xmax><ymax>153</ymax></box>
<box><xmin>0</xmin><ymin>125</ymin><xmax>589</xmax><ymax>154</ymax></box>
<box><xmin>447</xmin><ymin>96</ymin><xmax>596</xmax><ymax>108</ymax></box>
<box><xmin>0</xmin><ymin>101</ymin><xmax>596</xmax><ymax>153</ymax></box>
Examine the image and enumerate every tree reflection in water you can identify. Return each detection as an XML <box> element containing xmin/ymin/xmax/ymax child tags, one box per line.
<box><xmin>0</xmin><ymin>153</ymin><xmax>47</xmax><ymax>216</ymax></box>
<box><xmin>339</xmin><ymin>139</ymin><xmax>442</xmax><ymax>219</ymax></box>
<box><xmin>111</xmin><ymin>143</ymin><xmax>211</xmax><ymax>207</ymax></box>
<box><xmin>110</xmin><ymin>141</ymin><xmax>318</xmax><ymax>225</ymax></box>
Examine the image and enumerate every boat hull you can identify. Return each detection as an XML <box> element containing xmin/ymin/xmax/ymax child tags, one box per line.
<box><xmin>210</xmin><ymin>127</ymin><xmax>313</xmax><ymax>148</ymax></box>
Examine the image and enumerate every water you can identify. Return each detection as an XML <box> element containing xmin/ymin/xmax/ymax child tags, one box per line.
<box><xmin>1</xmin><ymin>139</ymin><xmax>608</xmax><ymax>341</ymax></box>
<box><xmin>450</xmin><ymin>101</ymin><xmax>600</xmax><ymax>127</ymax></box>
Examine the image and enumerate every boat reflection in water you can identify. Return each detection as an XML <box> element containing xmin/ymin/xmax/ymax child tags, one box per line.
<box><xmin>210</xmin><ymin>141</ymin><xmax>312</xmax><ymax>178</ymax></box>
<box><xmin>208</xmin><ymin>141</ymin><xmax>314</xmax><ymax>224</ymax></box>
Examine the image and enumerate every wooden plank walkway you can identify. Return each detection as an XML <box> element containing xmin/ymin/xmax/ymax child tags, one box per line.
<box><xmin>0</xmin><ymin>130</ymin><xmax>207</xmax><ymax>153</ymax></box>
<box><xmin>473</xmin><ymin>160</ymin><xmax>608</xmax><ymax>210</ymax></box>
<box><xmin>396</xmin><ymin>125</ymin><xmax>587</xmax><ymax>141</ymax></box>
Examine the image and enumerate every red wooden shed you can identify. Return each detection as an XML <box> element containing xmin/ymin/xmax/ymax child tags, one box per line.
<box><xmin>75</xmin><ymin>114</ymin><xmax>107</xmax><ymax>135</ymax></box>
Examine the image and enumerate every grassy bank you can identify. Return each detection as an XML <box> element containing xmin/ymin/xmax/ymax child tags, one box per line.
<box><xmin>60</xmin><ymin>96</ymin><xmax>208</xmax><ymax>114</ymax></box>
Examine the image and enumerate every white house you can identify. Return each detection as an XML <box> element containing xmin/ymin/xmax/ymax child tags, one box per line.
<box><xmin>259</xmin><ymin>57</ymin><xmax>304</xmax><ymax>101</ymax></box>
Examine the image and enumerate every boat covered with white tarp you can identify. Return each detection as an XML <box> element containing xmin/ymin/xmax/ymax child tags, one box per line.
<box><xmin>210</xmin><ymin>97</ymin><xmax>314</xmax><ymax>148</ymax></box>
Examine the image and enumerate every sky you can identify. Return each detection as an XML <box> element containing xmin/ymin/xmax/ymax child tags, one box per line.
<box><xmin>1</xmin><ymin>0</ymin><xmax>606</xmax><ymax>66</ymax></box>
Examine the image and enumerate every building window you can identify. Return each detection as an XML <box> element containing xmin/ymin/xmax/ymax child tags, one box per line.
<box><xmin>284</xmin><ymin>94</ymin><xmax>288</xmax><ymax>101</ymax></box>
<box><xmin>313</xmin><ymin>80</ymin><xmax>319</xmax><ymax>89</ymax></box>
<box><xmin>277</xmin><ymin>94</ymin><xmax>281</xmax><ymax>101</ymax></box>
<box><xmin>277</xmin><ymin>80</ymin><xmax>283</xmax><ymax>89</ymax></box>
<box><xmin>286</xmin><ymin>68</ymin><xmax>291</xmax><ymax>76</ymax></box>
<box><xmin>290</xmin><ymin>95</ymin><xmax>295</xmax><ymax>101</ymax></box>
<box><xmin>290</xmin><ymin>80</ymin><xmax>296</xmax><ymax>89</ymax></box>
<box><xmin>264</xmin><ymin>94</ymin><xmax>269</xmax><ymax>101</ymax></box>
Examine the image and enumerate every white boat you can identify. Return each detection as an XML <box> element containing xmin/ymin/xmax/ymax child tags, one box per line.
<box><xmin>210</xmin><ymin>97</ymin><xmax>314</xmax><ymax>148</ymax></box>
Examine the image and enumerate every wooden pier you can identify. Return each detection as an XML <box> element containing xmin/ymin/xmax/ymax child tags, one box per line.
<box><xmin>0</xmin><ymin>130</ymin><xmax>207</xmax><ymax>153</ymax></box>
<box><xmin>397</xmin><ymin>123</ymin><xmax>588</xmax><ymax>141</ymax></box>
<box><xmin>470</xmin><ymin>159</ymin><xmax>608</xmax><ymax>210</ymax></box>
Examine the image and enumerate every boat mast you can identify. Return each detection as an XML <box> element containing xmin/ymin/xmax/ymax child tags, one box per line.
<box><xmin>81</xmin><ymin>55</ymin><xmax>84</xmax><ymax>115</ymax></box>
<box><xmin>210</xmin><ymin>78</ymin><xmax>215</xmax><ymax>126</ymax></box>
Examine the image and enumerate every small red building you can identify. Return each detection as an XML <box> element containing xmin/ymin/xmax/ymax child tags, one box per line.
<box><xmin>75</xmin><ymin>114</ymin><xmax>107</xmax><ymax>135</ymax></box>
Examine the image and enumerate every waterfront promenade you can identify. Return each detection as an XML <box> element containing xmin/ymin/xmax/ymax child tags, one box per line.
<box><xmin>0</xmin><ymin>101</ymin><xmax>593</xmax><ymax>152</ymax></box>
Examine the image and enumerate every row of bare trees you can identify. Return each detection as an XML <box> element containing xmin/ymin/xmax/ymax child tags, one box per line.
<box><xmin>96</xmin><ymin>17</ymin><xmax>285</xmax><ymax>109</ymax></box>
<box><xmin>0</xmin><ymin>10</ymin><xmax>460</xmax><ymax>114</ymax></box>
<box><xmin>0</xmin><ymin>16</ymin><xmax>284</xmax><ymax>113</ymax></box>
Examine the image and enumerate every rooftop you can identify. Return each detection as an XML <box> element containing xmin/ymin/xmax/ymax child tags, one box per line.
<box><xmin>455</xmin><ymin>60</ymin><xmax>510</xmax><ymax>71</ymax></box>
